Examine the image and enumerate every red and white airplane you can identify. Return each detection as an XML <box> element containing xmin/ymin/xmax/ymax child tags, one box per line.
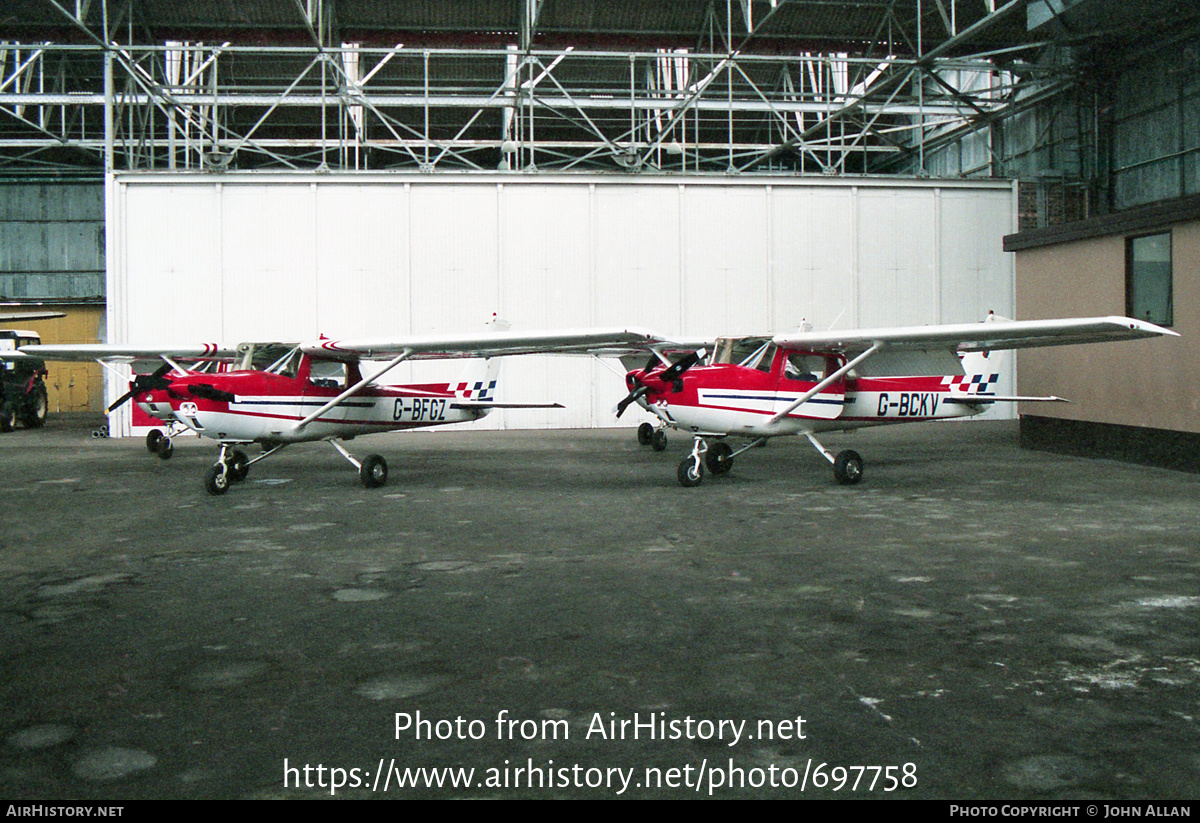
<box><xmin>25</xmin><ymin>322</ymin><xmax>656</xmax><ymax>495</ymax></box>
<box><xmin>94</xmin><ymin>346</ymin><xmax>239</xmax><ymax>457</ymax></box>
<box><xmin>614</xmin><ymin>314</ymin><xmax>1177</xmax><ymax>487</ymax></box>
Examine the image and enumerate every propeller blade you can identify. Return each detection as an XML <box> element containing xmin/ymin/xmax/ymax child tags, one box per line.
<box><xmin>137</xmin><ymin>363</ymin><xmax>174</xmax><ymax>390</ymax></box>
<box><xmin>108</xmin><ymin>364</ymin><xmax>178</xmax><ymax>412</ymax></box>
<box><xmin>614</xmin><ymin>385</ymin><xmax>649</xmax><ymax>418</ymax></box>
<box><xmin>107</xmin><ymin>388</ymin><xmax>139</xmax><ymax>413</ymax></box>
<box><xmin>187</xmin><ymin>383</ymin><xmax>237</xmax><ymax>403</ymax></box>
<box><xmin>658</xmin><ymin>349</ymin><xmax>703</xmax><ymax>383</ymax></box>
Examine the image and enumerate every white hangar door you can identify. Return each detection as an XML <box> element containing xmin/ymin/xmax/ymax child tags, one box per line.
<box><xmin>107</xmin><ymin>174</ymin><xmax>1015</xmax><ymax>435</ymax></box>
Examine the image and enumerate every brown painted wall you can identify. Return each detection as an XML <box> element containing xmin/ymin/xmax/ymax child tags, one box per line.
<box><xmin>4</xmin><ymin>307</ymin><xmax>104</xmax><ymax>413</ymax></box>
<box><xmin>1015</xmin><ymin>220</ymin><xmax>1200</xmax><ymax>434</ymax></box>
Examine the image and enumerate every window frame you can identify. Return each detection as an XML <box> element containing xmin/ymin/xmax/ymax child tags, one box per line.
<box><xmin>1125</xmin><ymin>231</ymin><xmax>1173</xmax><ymax>327</ymax></box>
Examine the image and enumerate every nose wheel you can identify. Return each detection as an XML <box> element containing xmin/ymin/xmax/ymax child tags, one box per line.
<box><xmin>146</xmin><ymin>423</ymin><xmax>190</xmax><ymax>460</ymax></box>
<box><xmin>676</xmin><ymin>437</ymin><xmax>708</xmax><ymax>486</ymax></box>
<box><xmin>204</xmin><ymin>445</ymin><xmax>253</xmax><ymax>495</ymax></box>
<box><xmin>154</xmin><ymin>435</ymin><xmax>174</xmax><ymax>460</ymax></box>
<box><xmin>637</xmin><ymin>421</ymin><xmax>669</xmax><ymax>452</ymax></box>
<box><xmin>203</xmin><ymin>443</ymin><xmax>280</xmax><ymax>495</ymax></box>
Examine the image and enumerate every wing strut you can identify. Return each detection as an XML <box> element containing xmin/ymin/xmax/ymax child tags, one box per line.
<box><xmin>291</xmin><ymin>349</ymin><xmax>414</xmax><ymax>433</ymax></box>
<box><xmin>767</xmin><ymin>342</ymin><xmax>884</xmax><ymax>424</ymax></box>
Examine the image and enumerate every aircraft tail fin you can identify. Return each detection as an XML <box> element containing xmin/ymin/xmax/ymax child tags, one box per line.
<box><xmin>954</xmin><ymin>313</ymin><xmax>1007</xmax><ymax>396</ymax></box>
<box><xmin>452</xmin><ymin>315</ymin><xmax>507</xmax><ymax>403</ymax></box>
<box><xmin>954</xmin><ymin>348</ymin><xmax>1004</xmax><ymax>396</ymax></box>
<box><xmin>453</xmin><ymin>357</ymin><xmax>501</xmax><ymax>402</ymax></box>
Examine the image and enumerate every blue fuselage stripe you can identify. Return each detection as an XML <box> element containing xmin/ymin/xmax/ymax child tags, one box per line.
<box><xmin>703</xmin><ymin>393</ymin><xmax>844</xmax><ymax>406</ymax></box>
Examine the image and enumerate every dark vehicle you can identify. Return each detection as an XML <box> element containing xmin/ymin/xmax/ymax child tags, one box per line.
<box><xmin>1</xmin><ymin>330</ymin><xmax>49</xmax><ymax>432</ymax></box>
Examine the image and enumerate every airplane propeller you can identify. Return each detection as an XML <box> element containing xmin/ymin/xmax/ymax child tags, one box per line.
<box><xmin>657</xmin><ymin>349</ymin><xmax>704</xmax><ymax>384</ymax></box>
<box><xmin>614</xmin><ymin>380</ymin><xmax>649</xmax><ymax>418</ymax></box>
<box><xmin>107</xmin><ymin>364</ymin><xmax>174</xmax><ymax>412</ymax></box>
<box><xmin>614</xmin><ymin>349</ymin><xmax>706</xmax><ymax>417</ymax></box>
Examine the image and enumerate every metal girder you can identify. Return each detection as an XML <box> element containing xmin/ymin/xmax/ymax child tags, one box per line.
<box><xmin>0</xmin><ymin>0</ymin><xmax>1063</xmax><ymax>175</ymax></box>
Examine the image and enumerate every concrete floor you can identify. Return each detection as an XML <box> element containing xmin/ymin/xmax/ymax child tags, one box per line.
<box><xmin>0</xmin><ymin>415</ymin><xmax>1198</xmax><ymax>800</ymax></box>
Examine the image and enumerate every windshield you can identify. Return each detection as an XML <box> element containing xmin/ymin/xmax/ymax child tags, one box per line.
<box><xmin>236</xmin><ymin>342</ymin><xmax>298</xmax><ymax>371</ymax></box>
<box><xmin>712</xmin><ymin>337</ymin><xmax>773</xmax><ymax>367</ymax></box>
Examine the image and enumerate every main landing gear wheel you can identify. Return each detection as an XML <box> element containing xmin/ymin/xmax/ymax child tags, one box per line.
<box><xmin>677</xmin><ymin>457</ymin><xmax>704</xmax><ymax>487</ymax></box>
<box><xmin>205</xmin><ymin>464</ymin><xmax>230</xmax><ymax>495</ymax></box>
<box><xmin>705</xmin><ymin>441</ymin><xmax>733</xmax><ymax>475</ymax></box>
<box><xmin>637</xmin><ymin>422</ymin><xmax>654</xmax><ymax>446</ymax></box>
<box><xmin>360</xmin><ymin>454</ymin><xmax>388</xmax><ymax>489</ymax></box>
<box><xmin>145</xmin><ymin>429</ymin><xmax>163</xmax><ymax>452</ymax></box>
<box><xmin>833</xmin><ymin>449</ymin><xmax>864</xmax><ymax>485</ymax></box>
<box><xmin>650</xmin><ymin>430</ymin><xmax>668</xmax><ymax>452</ymax></box>
<box><xmin>227</xmin><ymin>449</ymin><xmax>250</xmax><ymax>482</ymax></box>
<box><xmin>154</xmin><ymin>436</ymin><xmax>174</xmax><ymax>460</ymax></box>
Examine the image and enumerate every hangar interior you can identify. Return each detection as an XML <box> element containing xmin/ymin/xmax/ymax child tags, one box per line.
<box><xmin>0</xmin><ymin>0</ymin><xmax>1197</xmax><ymax>456</ymax></box>
<box><xmin>3</xmin><ymin>2</ymin><xmax>1200</xmax><ymax>804</ymax></box>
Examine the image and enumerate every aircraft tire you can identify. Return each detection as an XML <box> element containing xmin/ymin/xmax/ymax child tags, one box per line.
<box><xmin>360</xmin><ymin>454</ymin><xmax>388</xmax><ymax>489</ymax></box>
<box><xmin>677</xmin><ymin>457</ymin><xmax>704</xmax><ymax>487</ymax></box>
<box><xmin>833</xmin><ymin>450</ymin><xmax>863</xmax><ymax>485</ymax></box>
<box><xmin>651</xmin><ymin>430</ymin><xmax>668</xmax><ymax>452</ymax></box>
<box><xmin>637</xmin><ymin>422</ymin><xmax>654</xmax><ymax>446</ymax></box>
<box><xmin>145</xmin><ymin>429</ymin><xmax>163</xmax><ymax>452</ymax></box>
<box><xmin>706</xmin><ymin>441</ymin><xmax>733</xmax><ymax>474</ymax></box>
<box><xmin>205</xmin><ymin>464</ymin><xmax>230</xmax><ymax>495</ymax></box>
<box><xmin>227</xmin><ymin>449</ymin><xmax>250</xmax><ymax>482</ymax></box>
<box><xmin>155</xmin><ymin>436</ymin><xmax>174</xmax><ymax>460</ymax></box>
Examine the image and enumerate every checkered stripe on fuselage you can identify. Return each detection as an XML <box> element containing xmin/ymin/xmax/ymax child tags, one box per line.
<box><xmin>941</xmin><ymin>373</ymin><xmax>1000</xmax><ymax>395</ymax></box>
<box><xmin>455</xmin><ymin>380</ymin><xmax>498</xmax><ymax>401</ymax></box>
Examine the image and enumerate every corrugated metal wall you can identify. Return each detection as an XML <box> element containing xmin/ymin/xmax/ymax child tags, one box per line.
<box><xmin>0</xmin><ymin>182</ymin><xmax>104</xmax><ymax>301</ymax></box>
<box><xmin>108</xmin><ymin>173</ymin><xmax>1015</xmax><ymax>434</ymax></box>
<box><xmin>922</xmin><ymin>35</ymin><xmax>1200</xmax><ymax>218</ymax></box>
<box><xmin>1111</xmin><ymin>46</ymin><xmax>1200</xmax><ymax>210</ymax></box>
<box><xmin>0</xmin><ymin>181</ymin><xmax>105</xmax><ymax>412</ymax></box>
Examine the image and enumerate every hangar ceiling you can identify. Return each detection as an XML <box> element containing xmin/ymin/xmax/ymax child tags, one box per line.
<box><xmin>0</xmin><ymin>0</ymin><xmax>1061</xmax><ymax>175</ymax></box>
<box><xmin>0</xmin><ymin>1</ymin><xmax>1193</xmax><ymax>177</ymax></box>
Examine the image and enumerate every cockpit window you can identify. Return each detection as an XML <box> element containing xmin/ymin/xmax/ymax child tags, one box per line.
<box><xmin>783</xmin><ymin>353</ymin><xmax>825</xmax><ymax>382</ymax></box>
<box><xmin>308</xmin><ymin>359</ymin><xmax>348</xmax><ymax>389</ymax></box>
<box><xmin>262</xmin><ymin>347</ymin><xmax>303</xmax><ymax>378</ymax></box>
<box><xmin>746</xmin><ymin>342</ymin><xmax>777</xmax><ymax>372</ymax></box>
<box><xmin>712</xmin><ymin>337</ymin><xmax>773</xmax><ymax>367</ymax></box>
<box><xmin>236</xmin><ymin>342</ymin><xmax>298</xmax><ymax>372</ymax></box>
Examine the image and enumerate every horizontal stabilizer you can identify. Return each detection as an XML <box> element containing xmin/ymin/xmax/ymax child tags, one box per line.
<box><xmin>944</xmin><ymin>394</ymin><xmax>1067</xmax><ymax>405</ymax></box>
<box><xmin>449</xmin><ymin>402</ymin><xmax>565</xmax><ymax>410</ymax></box>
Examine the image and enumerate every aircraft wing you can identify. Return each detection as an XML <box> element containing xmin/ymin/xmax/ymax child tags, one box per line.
<box><xmin>772</xmin><ymin>316</ymin><xmax>1177</xmax><ymax>354</ymax></box>
<box><xmin>0</xmin><ymin>310</ymin><xmax>66</xmax><ymax>322</ymax></box>
<box><xmin>301</xmin><ymin>328</ymin><xmax>671</xmax><ymax>360</ymax></box>
<box><xmin>19</xmin><ymin>343</ymin><xmax>237</xmax><ymax>362</ymax></box>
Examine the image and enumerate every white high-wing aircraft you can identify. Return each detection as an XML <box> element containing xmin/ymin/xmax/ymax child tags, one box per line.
<box><xmin>24</xmin><ymin>321</ymin><xmax>657</xmax><ymax>494</ymax></box>
<box><xmin>612</xmin><ymin>314</ymin><xmax>1177</xmax><ymax>487</ymax></box>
